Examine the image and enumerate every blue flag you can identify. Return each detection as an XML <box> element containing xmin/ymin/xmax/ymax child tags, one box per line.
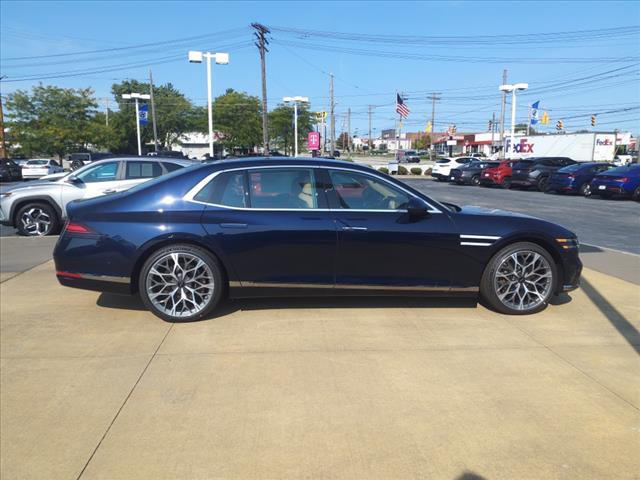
<box><xmin>139</xmin><ymin>104</ymin><xmax>149</xmax><ymax>125</ymax></box>
<box><xmin>530</xmin><ymin>101</ymin><xmax>540</xmax><ymax>125</ymax></box>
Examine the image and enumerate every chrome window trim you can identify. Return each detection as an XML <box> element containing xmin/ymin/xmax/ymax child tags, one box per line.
<box><xmin>229</xmin><ymin>280</ymin><xmax>477</xmax><ymax>293</ymax></box>
<box><xmin>184</xmin><ymin>164</ymin><xmax>442</xmax><ymax>214</ymax></box>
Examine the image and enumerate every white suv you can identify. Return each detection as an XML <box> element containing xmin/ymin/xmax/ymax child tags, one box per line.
<box><xmin>431</xmin><ymin>157</ymin><xmax>476</xmax><ymax>181</ymax></box>
<box><xmin>0</xmin><ymin>157</ymin><xmax>193</xmax><ymax>236</ymax></box>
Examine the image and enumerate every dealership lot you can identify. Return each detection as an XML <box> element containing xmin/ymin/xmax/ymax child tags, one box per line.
<box><xmin>1</xmin><ymin>176</ymin><xmax>639</xmax><ymax>479</ymax></box>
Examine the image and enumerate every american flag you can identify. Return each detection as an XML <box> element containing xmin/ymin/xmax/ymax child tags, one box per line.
<box><xmin>396</xmin><ymin>93</ymin><xmax>410</xmax><ymax>118</ymax></box>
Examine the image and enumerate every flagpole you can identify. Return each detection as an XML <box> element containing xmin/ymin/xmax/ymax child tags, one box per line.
<box><xmin>527</xmin><ymin>105</ymin><xmax>530</xmax><ymax>136</ymax></box>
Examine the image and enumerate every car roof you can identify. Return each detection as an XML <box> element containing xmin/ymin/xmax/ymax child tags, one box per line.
<box><xmin>87</xmin><ymin>156</ymin><xmax>195</xmax><ymax>166</ymax></box>
<box><xmin>204</xmin><ymin>156</ymin><xmax>375</xmax><ymax>170</ymax></box>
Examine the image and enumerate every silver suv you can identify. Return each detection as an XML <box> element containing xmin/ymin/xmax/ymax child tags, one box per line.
<box><xmin>0</xmin><ymin>157</ymin><xmax>194</xmax><ymax>236</ymax></box>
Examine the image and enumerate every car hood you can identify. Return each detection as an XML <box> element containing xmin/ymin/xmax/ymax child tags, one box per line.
<box><xmin>3</xmin><ymin>179</ymin><xmax>64</xmax><ymax>193</ymax></box>
<box><xmin>458</xmin><ymin>205</ymin><xmax>536</xmax><ymax>219</ymax></box>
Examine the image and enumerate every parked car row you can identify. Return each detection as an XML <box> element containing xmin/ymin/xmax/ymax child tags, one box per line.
<box><xmin>439</xmin><ymin>156</ymin><xmax>640</xmax><ymax>201</ymax></box>
<box><xmin>1</xmin><ymin>158</ymin><xmax>65</xmax><ymax>182</ymax></box>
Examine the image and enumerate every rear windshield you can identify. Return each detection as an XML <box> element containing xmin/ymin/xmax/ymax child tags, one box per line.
<box><xmin>436</xmin><ymin>159</ymin><xmax>450</xmax><ymax>164</ymax></box>
<box><xmin>605</xmin><ymin>164</ymin><xmax>640</xmax><ymax>175</ymax></box>
<box><xmin>513</xmin><ymin>160</ymin><xmax>534</xmax><ymax>169</ymax></box>
<box><xmin>26</xmin><ymin>160</ymin><xmax>48</xmax><ymax>165</ymax></box>
<box><xmin>559</xmin><ymin>163</ymin><xmax>591</xmax><ymax>173</ymax></box>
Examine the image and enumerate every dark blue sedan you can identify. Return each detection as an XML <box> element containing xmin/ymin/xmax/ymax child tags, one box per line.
<box><xmin>589</xmin><ymin>164</ymin><xmax>640</xmax><ymax>200</ymax></box>
<box><xmin>545</xmin><ymin>162</ymin><xmax>615</xmax><ymax>195</ymax></box>
<box><xmin>53</xmin><ymin>158</ymin><xmax>582</xmax><ymax>321</ymax></box>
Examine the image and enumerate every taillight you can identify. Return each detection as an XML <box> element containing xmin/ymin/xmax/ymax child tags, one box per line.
<box><xmin>64</xmin><ymin>222</ymin><xmax>92</xmax><ymax>234</ymax></box>
<box><xmin>567</xmin><ymin>174</ymin><xmax>576</xmax><ymax>179</ymax></box>
<box><xmin>614</xmin><ymin>177</ymin><xmax>630</xmax><ymax>182</ymax></box>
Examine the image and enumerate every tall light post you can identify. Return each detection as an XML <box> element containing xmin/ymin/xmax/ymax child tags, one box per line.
<box><xmin>283</xmin><ymin>96</ymin><xmax>309</xmax><ymax>157</ymax></box>
<box><xmin>122</xmin><ymin>93</ymin><xmax>151</xmax><ymax>156</ymax></box>
<box><xmin>499</xmin><ymin>83</ymin><xmax>528</xmax><ymax>157</ymax></box>
<box><xmin>189</xmin><ymin>50</ymin><xmax>229</xmax><ymax>159</ymax></box>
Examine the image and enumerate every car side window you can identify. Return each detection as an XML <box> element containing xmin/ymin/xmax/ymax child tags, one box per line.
<box><xmin>248</xmin><ymin>168</ymin><xmax>318</xmax><ymax>209</ymax></box>
<box><xmin>51</xmin><ymin>160</ymin><xmax>60</xmax><ymax>167</ymax></box>
<box><xmin>194</xmin><ymin>170</ymin><xmax>247</xmax><ymax>208</ymax></box>
<box><xmin>76</xmin><ymin>162</ymin><xmax>119</xmax><ymax>183</ymax></box>
<box><xmin>126</xmin><ymin>161</ymin><xmax>163</xmax><ymax>179</ymax></box>
<box><xmin>329</xmin><ymin>169</ymin><xmax>409</xmax><ymax>210</ymax></box>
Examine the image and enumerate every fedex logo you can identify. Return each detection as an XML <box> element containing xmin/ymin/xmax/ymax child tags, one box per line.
<box><xmin>505</xmin><ymin>138</ymin><xmax>535</xmax><ymax>154</ymax></box>
<box><xmin>596</xmin><ymin>139</ymin><xmax>612</xmax><ymax>146</ymax></box>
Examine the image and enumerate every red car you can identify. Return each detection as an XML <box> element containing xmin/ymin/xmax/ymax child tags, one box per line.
<box><xmin>479</xmin><ymin>160</ymin><xmax>516</xmax><ymax>188</ymax></box>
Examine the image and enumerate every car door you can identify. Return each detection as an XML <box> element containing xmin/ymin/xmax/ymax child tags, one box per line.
<box><xmin>324</xmin><ymin>168</ymin><xmax>459</xmax><ymax>290</ymax></box>
<box><xmin>198</xmin><ymin>166</ymin><xmax>337</xmax><ymax>288</ymax></box>
<box><xmin>61</xmin><ymin>161</ymin><xmax>122</xmax><ymax>211</ymax></box>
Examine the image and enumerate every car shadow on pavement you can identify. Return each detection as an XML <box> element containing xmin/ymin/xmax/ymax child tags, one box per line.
<box><xmin>580</xmin><ymin>277</ymin><xmax>640</xmax><ymax>355</ymax></box>
<box><xmin>97</xmin><ymin>293</ymin><xmax>478</xmax><ymax>322</ymax></box>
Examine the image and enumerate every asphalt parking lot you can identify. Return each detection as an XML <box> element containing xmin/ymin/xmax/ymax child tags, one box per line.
<box><xmin>1</xmin><ymin>176</ymin><xmax>639</xmax><ymax>479</ymax></box>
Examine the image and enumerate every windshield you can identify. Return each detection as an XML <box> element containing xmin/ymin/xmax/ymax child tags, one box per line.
<box><xmin>27</xmin><ymin>160</ymin><xmax>49</xmax><ymax>165</ymax></box>
<box><xmin>513</xmin><ymin>160</ymin><xmax>534</xmax><ymax>169</ymax></box>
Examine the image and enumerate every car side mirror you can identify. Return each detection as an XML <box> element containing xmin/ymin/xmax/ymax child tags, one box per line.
<box><xmin>66</xmin><ymin>175</ymin><xmax>82</xmax><ymax>185</ymax></box>
<box><xmin>407</xmin><ymin>197</ymin><xmax>430</xmax><ymax>220</ymax></box>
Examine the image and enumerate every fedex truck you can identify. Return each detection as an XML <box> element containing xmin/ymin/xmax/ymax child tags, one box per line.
<box><xmin>504</xmin><ymin>133</ymin><xmax>617</xmax><ymax>161</ymax></box>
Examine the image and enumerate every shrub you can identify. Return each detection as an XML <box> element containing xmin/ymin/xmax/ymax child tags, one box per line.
<box><xmin>423</xmin><ymin>167</ymin><xmax>433</xmax><ymax>176</ymax></box>
<box><xmin>398</xmin><ymin>165</ymin><xmax>408</xmax><ymax>175</ymax></box>
<box><xmin>378</xmin><ymin>167</ymin><xmax>389</xmax><ymax>174</ymax></box>
<box><xmin>410</xmin><ymin>167</ymin><xmax>422</xmax><ymax>175</ymax></box>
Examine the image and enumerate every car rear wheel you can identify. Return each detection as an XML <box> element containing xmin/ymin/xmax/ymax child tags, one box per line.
<box><xmin>501</xmin><ymin>177</ymin><xmax>511</xmax><ymax>189</ymax></box>
<box><xmin>471</xmin><ymin>175</ymin><xmax>480</xmax><ymax>186</ymax></box>
<box><xmin>16</xmin><ymin>202</ymin><xmax>58</xmax><ymax>236</ymax></box>
<box><xmin>633</xmin><ymin>186</ymin><xmax>640</xmax><ymax>202</ymax></box>
<box><xmin>139</xmin><ymin>244</ymin><xmax>225</xmax><ymax>322</ymax></box>
<box><xmin>480</xmin><ymin>242</ymin><xmax>557</xmax><ymax>315</ymax></box>
<box><xmin>537</xmin><ymin>176</ymin><xmax>549</xmax><ymax>192</ymax></box>
<box><xmin>580</xmin><ymin>183</ymin><xmax>591</xmax><ymax>197</ymax></box>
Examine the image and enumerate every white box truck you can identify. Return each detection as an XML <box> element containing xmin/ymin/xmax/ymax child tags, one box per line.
<box><xmin>504</xmin><ymin>133</ymin><xmax>617</xmax><ymax>161</ymax></box>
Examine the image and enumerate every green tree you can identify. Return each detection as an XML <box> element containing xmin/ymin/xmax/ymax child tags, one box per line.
<box><xmin>412</xmin><ymin>135</ymin><xmax>430</xmax><ymax>150</ymax></box>
<box><xmin>110</xmin><ymin>79</ymin><xmax>199</xmax><ymax>153</ymax></box>
<box><xmin>336</xmin><ymin>132</ymin><xmax>350</xmax><ymax>149</ymax></box>
<box><xmin>6</xmin><ymin>85</ymin><xmax>108</xmax><ymax>158</ymax></box>
<box><xmin>209</xmin><ymin>89</ymin><xmax>262</xmax><ymax>151</ymax></box>
<box><xmin>268</xmin><ymin>104</ymin><xmax>314</xmax><ymax>155</ymax></box>
<box><xmin>515</xmin><ymin>123</ymin><xmax>537</xmax><ymax>135</ymax></box>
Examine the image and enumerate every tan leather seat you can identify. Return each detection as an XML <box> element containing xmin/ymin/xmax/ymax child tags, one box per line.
<box><xmin>298</xmin><ymin>183</ymin><xmax>314</xmax><ymax>208</ymax></box>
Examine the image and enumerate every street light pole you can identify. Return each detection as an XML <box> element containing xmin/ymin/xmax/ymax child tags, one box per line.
<box><xmin>499</xmin><ymin>83</ymin><xmax>528</xmax><ymax>157</ymax></box>
<box><xmin>122</xmin><ymin>93</ymin><xmax>150</xmax><ymax>156</ymax></box>
<box><xmin>189</xmin><ymin>50</ymin><xmax>229</xmax><ymax>159</ymax></box>
<box><xmin>283</xmin><ymin>96</ymin><xmax>309</xmax><ymax>157</ymax></box>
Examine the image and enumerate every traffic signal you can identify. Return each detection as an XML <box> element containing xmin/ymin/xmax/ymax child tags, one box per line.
<box><xmin>488</xmin><ymin>120</ymin><xmax>493</xmax><ymax>131</ymax></box>
<box><xmin>591</xmin><ymin>115</ymin><xmax>597</xmax><ymax>127</ymax></box>
<box><xmin>451</xmin><ymin>124</ymin><xmax>457</xmax><ymax>134</ymax></box>
<box><xmin>555</xmin><ymin>120</ymin><xmax>564</xmax><ymax>131</ymax></box>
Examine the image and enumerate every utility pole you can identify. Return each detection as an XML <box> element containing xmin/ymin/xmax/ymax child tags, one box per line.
<box><xmin>149</xmin><ymin>69</ymin><xmax>159</xmax><ymax>152</ymax></box>
<box><xmin>368</xmin><ymin>105</ymin><xmax>373</xmax><ymax>153</ymax></box>
<box><xmin>491</xmin><ymin>112</ymin><xmax>496</xmax><ymax>155</ymax></box>
<box><xmin>329</xmin><ymin>73</ymin><xmax>335</xmax><ymax>155</ymax></box>
<box><xmin>347</xmin><ymin>107</ymin><xmax>351</xmax><ymax>156</ymax></box>
<box><xmin>252</xmin><ymin>23</ymin><xmax>270</xmax><ymax>156</ymax></box>
<box><xmin>499</xmin><ymin>69</ymin><xmax>508</xmax><ymax>159</ymax></box>
<box><xmin>0</xmin><ymin>76</ymin><xmax>7</xmax><ymax>159</ymax></box>
<box><xmin>427</xmin><ymin>93</ymin><xmax>441</xmax><ymax>162</ymax></box>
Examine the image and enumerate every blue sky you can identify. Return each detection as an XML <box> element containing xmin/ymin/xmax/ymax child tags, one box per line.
<box><xmin>1</xmin><ymin>0</ymin><xmax>639</xmax><ymax>136</ymax></box>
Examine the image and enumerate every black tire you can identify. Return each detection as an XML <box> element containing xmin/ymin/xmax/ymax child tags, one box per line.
<box><xmin>537</xmin><ymin>176</ymin><xmax>549</xmax><ymax>192</ymax></box>
<box><xmin>632</xmin><ymin>186</ymin><xmax>640</xmax><ymax>202</ymax></box>
<box><xmin>471</xmin><ymin>175</ymin><xmax>480</xmax><ymax>186</ymax></box>
<box><xmin>579</xmin><ymin>183</ymin><xmax>591</xmax><ymax>197</ymax></box>
<box><xmin>501</xmin><ymin>177</ymin><xmax>512</xmax><ymax>189</ymax></box>
<box><xmin>139</xmin><ymin>244</ymin><xmax>225</xmax><ymax>322</ymax></box>
<box><xmin>480</xmin><ymin>242</ymin><xmax>558</xmax><ymax>315</ymax></box>
<box><xmin>15</xmin><ymin>202</ymin><xmax>59</xmax><ymax>236</ymax></box>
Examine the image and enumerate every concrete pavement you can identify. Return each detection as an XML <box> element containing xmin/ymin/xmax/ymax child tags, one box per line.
<box><xmin>1</xmin><ymin>261</ymin><xmax>639</xmax><ymax>479</ymax></box>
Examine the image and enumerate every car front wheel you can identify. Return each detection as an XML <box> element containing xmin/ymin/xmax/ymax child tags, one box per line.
<box><xmin>537</xmin><ymin>176</ymin><xmax>549</xmax><ymax>192</ymax></box>
<box><xmin>16</xmin><ymin>202</ymin><xmax>59</xmax><ymax>236</ymax></box>
<box><xmin>580</xmin><ymin>183</ymin><xmax>591</xmax><ymax>197</ymax></box>
<box><xmin>139</xmin><ymin>244</ymin><xmax>225</xmax><ymax>322</ymax></box>
<box><xmin>632</xmin><ymin>186</ymin><xmax>640</xmax><ymax>202</ymax></box>
<box><xmin>480</xmin><ymin>242</ymin><xmax>557</xmax><ymax>315</ymax></box>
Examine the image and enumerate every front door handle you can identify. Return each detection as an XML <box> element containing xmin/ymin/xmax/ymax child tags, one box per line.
<box><xmin>220</xmin><ymin>223</ymin><xmax>248</xmax><ymax>229</ymax></box>
<box><xmin>341</xmin><ymin>226</ymin><xmax>368</xmax><ymax>231</ymax></box>
<box><xmin>103</xmin><ymin>188</ymin><xmax>117</xmax><ymax>194</ymax></box>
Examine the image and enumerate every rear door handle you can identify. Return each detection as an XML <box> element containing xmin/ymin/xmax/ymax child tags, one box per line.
<box><xmin>341</xmin><ymin>226</ymin><xmax>367</xmax><ymax>231</ymax></box>
<box><xmin>220</xmin><ymin>223</ymin><xmax>248</xmax><ymax>229</ymax></box>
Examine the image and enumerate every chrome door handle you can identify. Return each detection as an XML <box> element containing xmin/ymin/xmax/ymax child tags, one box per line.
<box><xmin>220</xmin><ymin>223</ymin><xmax>248</xmax><ymax>229</ymax></box>
<box><xmin>342</xmin><ymin>226</ymin><xmax>368</xmax><ymax>231</ymax></box>
<box><xmin>103</xmin><ymin>189</ymin><xmax>117</xmax><ymax>194</ymax></box>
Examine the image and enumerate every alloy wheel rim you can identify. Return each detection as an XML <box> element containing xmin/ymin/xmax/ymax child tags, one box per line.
<box><xmin>583</xmin><ymin>184</ymin><xmax>591</xmax><ymax>197</ymax></box>
<box><xmin>493</xmin><ymin>250</ymin><xmax>553</xmax><ymax>311</ymax></box>
<box><xmin>146</xmin><ymin>252</ymin><xmax>215</xmax><ymax>318</ymax></box>
<box><xmin>21</xmin><ymin>207</ymin><xmax>51</xmax><ymax>236</ymax></box>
